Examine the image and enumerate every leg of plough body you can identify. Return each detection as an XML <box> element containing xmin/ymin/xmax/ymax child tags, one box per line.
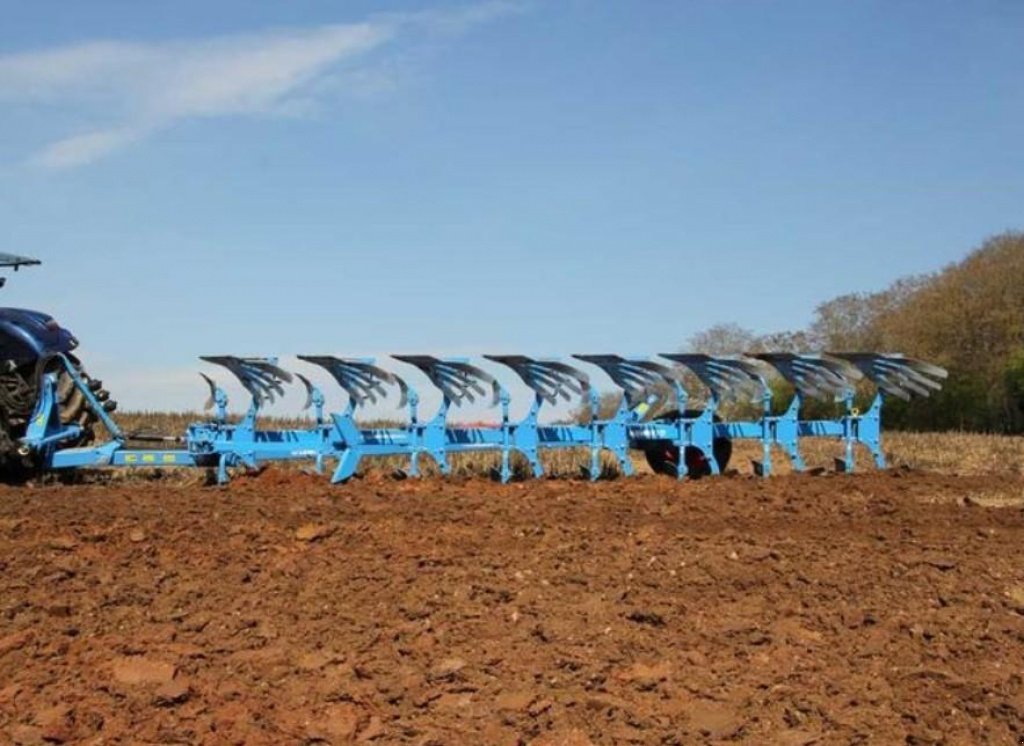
<box><xmin>23</xmin><ymin>351</ymin><xmax>947</xmax><ymax>484</ymax></box>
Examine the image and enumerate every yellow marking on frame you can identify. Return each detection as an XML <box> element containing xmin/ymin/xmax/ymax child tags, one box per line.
<box><xmin>162</xmin><ymin>454</ymin><xmax>177</xmax><ymax>463</ymax></box>
<box><xmin>142</xmin><ymin>454</ymin><xmax>156</xmax><ymax>463</ymax></box>
<box><xmin>125</xmin><ymin>454</ymin><xmax>138</xmax><ymax>463</ymax></box>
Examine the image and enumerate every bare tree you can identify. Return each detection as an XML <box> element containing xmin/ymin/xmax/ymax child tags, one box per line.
<box><xmin>686</xmin><ymin>323</ymin><xmax>761</xmax><ymax>355</ymax></box>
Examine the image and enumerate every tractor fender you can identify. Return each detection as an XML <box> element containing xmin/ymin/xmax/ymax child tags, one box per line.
<box><xmin>0</xmin><ymin>308</ymin><xmax>78</xmax><ymax>365</ymax></box>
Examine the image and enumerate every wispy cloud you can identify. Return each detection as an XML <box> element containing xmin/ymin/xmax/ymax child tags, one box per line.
<box><xmin>0</xmin><ymin>2</ymin><xmax>522</xmax><ymax>169</ymax></box>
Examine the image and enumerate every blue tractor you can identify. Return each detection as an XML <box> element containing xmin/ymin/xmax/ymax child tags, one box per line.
<box><xmin>0</xmin><ymin>253</ymin><xmax>114</xmax><ymax>472</ymax></box>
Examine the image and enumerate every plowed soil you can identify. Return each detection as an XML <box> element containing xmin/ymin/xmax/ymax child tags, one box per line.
<box><xmin>2</xmin><ymin>469</ymin><xmax>1024</xmax><ymax>745</ymax></box>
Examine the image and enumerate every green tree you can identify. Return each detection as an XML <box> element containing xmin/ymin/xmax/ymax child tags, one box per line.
<box><xmin>684</xmin><ymin>231</ymin><xmax>1024</xmax><ymax>432</ymax></box>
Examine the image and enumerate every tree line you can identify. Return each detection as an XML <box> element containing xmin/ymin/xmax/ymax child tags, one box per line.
<box><xmin>688</xmin><ymin>232</ymin><xmax>1024</xmax><ymax>432</ymax></box>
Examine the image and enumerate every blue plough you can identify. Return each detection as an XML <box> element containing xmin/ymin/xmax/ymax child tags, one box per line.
<box><xmin>23</xmin><ymin>350</ymin><xmax>946</xmax><ymax>484</ymax></box>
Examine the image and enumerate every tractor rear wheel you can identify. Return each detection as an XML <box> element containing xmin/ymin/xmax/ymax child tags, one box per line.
<box><xmin>0</xmin><ymin>355</ymin><xmax>115</xmax><ymax>481</ymax></box>
<box><xmin>0</xmin><ymin>354</ymin><xmax>114</xmax><ymax>449</ymax></box>
<box><xmin>55</xmin><ymin>355</ymin><xmax>114</xmax><ymax>446</ymax></box>
<box><xmin>642</xmin><ymin>410</ymin><xmax>732</xmax><ymax>478</ymax></box>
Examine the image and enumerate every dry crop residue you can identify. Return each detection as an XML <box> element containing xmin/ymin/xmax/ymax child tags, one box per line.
<box><xmin>1</xmin><ymin>469</ymin><xmax>1023</xmax><ymax>744</ymax></box>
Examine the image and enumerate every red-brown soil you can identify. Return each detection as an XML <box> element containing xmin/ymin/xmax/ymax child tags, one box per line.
<box><xmin>2</xmin><ymin>469</ymin><xmax>1024</xmax><ymax>745</ymax></box>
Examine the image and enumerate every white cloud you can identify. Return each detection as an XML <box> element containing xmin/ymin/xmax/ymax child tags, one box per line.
<box><xmin>31</xmin><ymin>127</ymin><xmax>145</xmax><ymax>169</ymax></box>
<box><xmin>0</xmin><ymin>3</ymin><xmax>521</xmax><ymax>169</ymax></box>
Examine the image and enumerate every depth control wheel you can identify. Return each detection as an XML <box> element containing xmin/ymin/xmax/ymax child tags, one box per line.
<box><xmin>642</xmin><ymin>410</ymin><xmax>732</xmax><ymax>478</ymax></box>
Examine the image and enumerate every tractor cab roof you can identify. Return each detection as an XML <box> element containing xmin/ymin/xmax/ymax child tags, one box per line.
<box><xmin>0</xmin><ymin>253</ymin><xmax>41</xmax><ymax>270</ymax></box>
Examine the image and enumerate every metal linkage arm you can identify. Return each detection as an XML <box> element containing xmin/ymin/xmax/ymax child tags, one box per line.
<box><xmin>199</xmin><ymin>356</ymin><xmax>293</xmax><ymax>407</ymax></box>
<box><xmin>299</xmin><ymin>356</ymin><xmax>409</xmax><ymax>411</ymax></box>
<box><xmin>828</xmin><ymin>353</ymin><xmax>948</xmax><ymax>401</ymax></box>
<box><xmin>573</xmin><ymin>354</ymin><xmax>679</xmax><ymax>410</ymax></box>
<box><xmin>753</xmin><ymin>353</ymin><xmax>860</xmax><ymax>401</ymax></box>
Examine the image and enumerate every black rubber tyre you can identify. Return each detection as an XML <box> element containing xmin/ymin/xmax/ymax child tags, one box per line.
<box><xmin>642</xmin><ymin>409</ymin><xmax>732</xmax><ymax>478</ymax></box>
<box><xmin>0</xmin><ymin>354</ymin><xmax>116</xmax><ymax>481</ymax></box>
<box><xmin>56</xmin><ymin>355</ymin><xmax>114</xmax><ymax>447</ymax></box>
<box><xmin>0</xmin><ymin>408</ymin><xmax>37</xmax><ymax>481</ymax></box>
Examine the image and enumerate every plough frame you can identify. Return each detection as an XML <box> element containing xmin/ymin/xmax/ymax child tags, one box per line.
<box><xmin>20</xmin><ymin>350</ymin><xmax>946</xmax><ymax>484</ymax></box>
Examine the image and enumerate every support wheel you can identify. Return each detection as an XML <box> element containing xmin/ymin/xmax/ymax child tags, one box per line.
<box><xmin>642</xmin><ymin>410</ymin><xmax>732</xmax><ymax>478</ymax></box>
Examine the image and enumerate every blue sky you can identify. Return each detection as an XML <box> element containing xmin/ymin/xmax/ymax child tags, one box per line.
<box><xmin>0</xmin><ymin>0</ymin><xmax>1021</xmax><ymax>414</ymax></box>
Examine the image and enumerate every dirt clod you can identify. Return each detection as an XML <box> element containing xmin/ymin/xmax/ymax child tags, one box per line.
<box><xmin>1007</xmin><ymin>585</ymin><xmax>1024</xmax><ymax>613</ymax></box>
<box><xmin>625</xmin><ymin>609</ymin><xmax>665</xmax><ymax>627</ymax></box>
<box><xmin>46</xmin><ymin>536</ymin><xmax>78</xmax><ymax>552</ymax></box>
<box><xmin>689</xmin><ymin>700</ymin><xmax>742</xmax><ymax>738</ymax></box>
<box><xmin>311</xmin><ymin>702</ymin><xmax>365</xmax><ymax>740</ymax></box>
<box><xmin>295</xmin><ymin>523</ymin><xmax>335</xmax><ymax>542</ymax></box>
<box><xmin>152</xmin><ymin>678</ymin><xmax>191</xmax><ymax>706</ymax></box>
<box><xmin>495</xmin><ymin>690</ymin><xmax>535</xmax><ymax>711</ymax></box>
<box><xmin>427</xmin><ymin>657</ymin><xmax>467</xmax><ymax>682</ymax></box>
<box><xmin>533</xmin><ymin>727</ymin><xmax>595</xmax><ymax>746</ymax></box>
<box><xmin>0</xmin><ymin>630</ymin><xmax>33</xmax><ymax>657</ymax></box>
<box><xmin>110</xmin><ymin>657</ymin><xmax>176</xmax><ymax>686</ymax></box>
